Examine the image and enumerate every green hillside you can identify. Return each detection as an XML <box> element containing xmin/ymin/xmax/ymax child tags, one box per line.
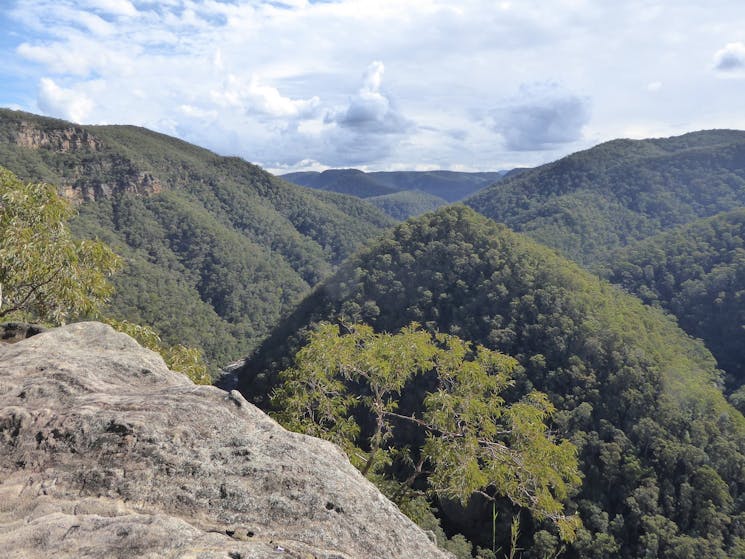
<box><xmin>0</xmin><ymin>109</ymin><xmax>395</xmax><ymax>367</ymax></box>
<box><xmin>235</xmin><ymin>206</ymin><xmax>745</xmax><ymax>558</ymax></box>
<box><xmin>367</xmin><ymin>189</ymin><xmax>449</xmax><ymax>219</ymax></box>
<box><xmin>600</xmin><ymin>208</ymin><xmax>745</xmax><ymax>394</ymax></box>
<box><xmin>466</xmin><ymin>130</ymin><xmax>745</xmax><ymax>264</ymax></box>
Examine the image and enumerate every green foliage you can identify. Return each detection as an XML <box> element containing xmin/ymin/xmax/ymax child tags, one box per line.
<box><xmin>368</xmin><ymin>189</ymin><xmax>449</xmax><ymax>220</ymax></box>
<box><xmin>600</xmin><ymin>208</ymin><xmax>745</xmax><ymax>392</ymax></box>
<box><xmin>240</xmin><ymin>205</ymin><xmax>745</xmax><ymax>558</ymax></box>
<box><xmin>0</xmin><ymin>166</ymin><xmax>121</xmax><ymax>323</ymax></box>
<box><xmin>0</xmin><ymin>165</ymin><xmax>209</xmax><ymax>385</ymax></box>
<box><xmin>273</xmin><ymin>322</ymin><xmax>581</xmax><ymax>532</ymax></box>
<box><xmin>466</xmin><ymin>130</ymin><xmax>745</xmax><ymax>264</ymax></box>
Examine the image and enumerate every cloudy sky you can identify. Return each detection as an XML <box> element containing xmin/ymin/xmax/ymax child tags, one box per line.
<box><xmin>2</xmin><ymin>0</ymin><xmax>744</xmax><ymax>173</ymax></box>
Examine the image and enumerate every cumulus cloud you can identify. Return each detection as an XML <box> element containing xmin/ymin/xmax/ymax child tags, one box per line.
<box><xmin>317</xmin><ymin>61</ymin><xmax>415</xmax><ymax>165</ymax></box>
<box><xmin>18</xmin><ymin>43</ymin><xmax>92</xmax><ymax>76</ymax></box>
<box><xmin>7</xmin><ymin>0</ymin><xmax>745</xmax><ymax>171</ymax></box>
<box><xmin>326</xmin><ymin>61</ymin><xmax>411</xmax><ymax>135</ymax></box>
<box><xmin>37</xmin><ymin>78</ymin><xmax>94</xmax><ymax>122</ymax></box>
<box><xmin>83</xmin><ymin>0</ymin><xmax>139</xmax><ymax>17</ymax></box>
<box><xmin>714</xmin><ymin>42</ymin><xmax>745</xmax><ymax>74</ymax></box>
<box><xmin>211</xmin><ymin>75</ymin><xmax>320</xmax><ymax>119</ymax></box>
<box><xmin>490</xmin><ymin>83</ymin><xmax>591</xmax><ymax>151</ymax></box>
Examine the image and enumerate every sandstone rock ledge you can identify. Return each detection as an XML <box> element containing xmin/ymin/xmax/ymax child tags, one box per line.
<box><xmin>0</xmin><ymin>322</ymin><xmax>451</xmax><ymax>559</ymax></box>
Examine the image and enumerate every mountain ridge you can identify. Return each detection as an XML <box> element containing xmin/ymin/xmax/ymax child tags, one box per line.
<box><xmin>466</xmin><ymin>129</ymin><xmax>745</xmax><ymax>264</ymax></box>
<box><xmin>282</xmin><ymin>168</ymin><xmax>507</xmax><ymax>203</ymax></box>
<box><xmin>0</xmin><ymin>108</ymin><xmax>396</xmax><ymax>367</ymax></box>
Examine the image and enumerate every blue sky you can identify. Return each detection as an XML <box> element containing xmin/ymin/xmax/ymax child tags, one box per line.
<box><xmin>2</xmin><ymin>0</ymin><xmax>745</xmax><ymax>173</ymax></box>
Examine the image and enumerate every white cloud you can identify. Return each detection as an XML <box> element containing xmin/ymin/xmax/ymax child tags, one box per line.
<box><xmin>489</xmin><ymin>83</ymin><xmax>591</xmax><ymax>151</ymax></box>
<box><xmin>211</xmin><ymin>75</ymin><xmax>320</xmax><ymax>119</ymax></box>
<box><xmin>178</xmin><ymin>104</ymin><xmax>218</xmax><ymax>119</ymax></box>
<box><xmin>83</xmin><ymin>0</ymin><xmax>139</xmax><ymax>17</ymax></box>
<box><xmin>37</xmin><ymin>78</ymin><xmax>94</xmax><ymax>123</ymax></box>
<box><xmin>647</xmin><ymin>81</ymin><xmax>663</xmax><ymax>92</ymax></box>
<box><xmin>317</xmin><ymin>61</ymin><xmax>415</xmax><ymax>165</ymax></box>
<box><xmin>5</xmin><ymin>1</ymin><xmax>745</xmax><ymax>171</ymax></box>
<box><xmin>17</xmin><ymin>43</ymin><xmax>93</xmax><ymax>76</ymax></box>
<box><xmin>327</xmin><ymin>61</ymin><xmax>411</xmax><ymax>134</ymax></box>
<box><xmin>714</xmin><ymin>42</ymin><xmax>745</xmax><ymax>74</ymax></box>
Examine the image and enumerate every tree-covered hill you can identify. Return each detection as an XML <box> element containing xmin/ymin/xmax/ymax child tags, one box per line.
<box><xmin>283</xmin><ymin>168</ymin><xmax>507</xmax><ymax>203</ymax></box>
<box><xmin>600</xmin><ymin>208</ymin><xmax>745</xmax><ymax>395</ymax></box>
<box><xmin>466</xmin><ymin>130</ymin><xmax>745</xmax><ymax>264</ymax></box>
<box><xmin>367</xmin><ymin>189</ymin><xmax>449</xmax><ymax>220</ymax></box>
<box><xmin>0</xmin><ymin>108</ymin><xmax>395</xmax><ymax>367</ymax></box>
<box><xmin>234</xmin><ymin>205</ymin><xmax>745</xmax><ymax>558</ymax></box>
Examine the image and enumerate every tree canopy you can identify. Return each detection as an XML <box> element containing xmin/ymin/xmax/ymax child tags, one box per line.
<box><xmin>600</xmin><ymin>208</ymin><xmax>745</xmax><ymax>394</ymax></box>
<box><xmin>0</xmin><ymin>166</ymin><xmax>120</xmax><ymax>323</ymax></box>
<box><xmin>466</xmin><ymin>130</ymin><xmax>745</xmax><ymax>265</ymax></box>
<box><xmin>0</xmin><ymin>108</ymin><xmax>395</xmax><ymax>367</ymax></box>
<box><xmin>273</xmin><ymin>322</ymin><xmax>582</xmax><ymax>538</ymax></box>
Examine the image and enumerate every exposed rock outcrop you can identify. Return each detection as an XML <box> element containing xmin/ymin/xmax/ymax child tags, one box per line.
<box><xmin>13</xmin><ymin>122</ymin><xmax>104</xmax><ymax>153</ymax></box>
<box><xmin>3</xmin><ymin>115</ymin><xmax>164</xmax><ymax>202</ymax></box>
<box><xmin>0</xmin><ymin>322</ymin><xmax>451</xmax><ymax>559</ymax></box>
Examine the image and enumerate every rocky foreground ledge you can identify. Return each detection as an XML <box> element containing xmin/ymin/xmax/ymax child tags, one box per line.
<box><xmin>0</xmin><ymin>322</ymin><xmax>451</xmax><ymax>559</ymax></box>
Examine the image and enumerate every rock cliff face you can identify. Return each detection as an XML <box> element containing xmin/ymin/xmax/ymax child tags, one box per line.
<box><xmin>0</xmin><ymin>322</ymin><xmax>450</xmax><ymax>559</ymax></box>
<box><xmin>13</xmin><ymin>121</ymin><xmax>104</xmax><ymax>152</ymax></box>
<box><xmin>1</xmin><ymin>112</ymin><xmax>164</xmax><ymax>202</ymax></box>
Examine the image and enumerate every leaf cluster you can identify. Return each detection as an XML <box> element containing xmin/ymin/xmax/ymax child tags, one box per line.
<box><xmin>0</xmin><ymin>166</ymin><xmax>121</xmax><ymax>323</ymax></box>
<box><xmin>273</xmin><ymin>322</ymin><xmax>581</xmax><ymax>538</ymax></box>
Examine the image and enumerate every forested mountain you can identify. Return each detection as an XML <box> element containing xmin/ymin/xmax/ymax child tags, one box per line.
<box><xmin>600</xmin><ymin>209</ymin><xmax>745</xmax><ymax>395</ymax></box>
<box><xmin>234</xmin><ymin>206</ymin><xmax>745</xmax><ymax>558</ymax></box>
<box><xmin>282</xmin><ymin>168</ymin><xmax>506</xmax><ymax>203</ymax></box>
<box><xmin>0</xmin><ymin>109</ymin><xmax>395</xmax><ymax>367</ymax></box>
<box><xmin>466</xmin><ymin>130</ymin><xmax>745</xmax><ymax>264</ymax></box>
<box><xmin>367</xmin><ymin>189</ymin><xmax>449</xmax><ymax>220</ymax></box>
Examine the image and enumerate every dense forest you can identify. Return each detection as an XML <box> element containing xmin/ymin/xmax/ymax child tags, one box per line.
<box><xmin>367</xmin><ymin>189</ymin><xmax>450</xmax><ymax>220</ymax></box>
<box><xmin>466</xmin><ymin>130</ymin><xmax>745</xmax><ymax>264</ymax></box>
<box><xmin>599</xmin><ymin>209</ymin><xmax>745</xmax><ymax>396</ymax></box>
<box><xmin>235</xmin><ymin>206</ymin><xmax>745</xmax><ymax>558</ymax></box>
<box><xmin>0</xmin><ymin>109</ymin><xmax>394</xmax><ymax>367</ymax></box>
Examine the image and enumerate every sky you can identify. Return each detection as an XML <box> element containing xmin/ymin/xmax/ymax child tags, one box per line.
<box><xmin>1</xmin><ymin>0</ymin><xmax>745</xmax><ymax>174</ymax></box>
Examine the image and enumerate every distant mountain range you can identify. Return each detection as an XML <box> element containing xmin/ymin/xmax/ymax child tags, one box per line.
<box><xmin>282</xmin><ymin>168</ymin><xmax>509</xmax><ymax>219</ymax></box>
<box><xmin>282</xmin><ymin>168</ymin><xmax>507</xmax><ymax>201</ymax></box>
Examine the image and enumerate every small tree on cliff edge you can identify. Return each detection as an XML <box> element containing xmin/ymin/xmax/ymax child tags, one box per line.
<box><xmin>0</xmin><ymin>166</ymin><xmax>121</xmax><ymax>323</ymax></box>
<box><xmin>0</xmin><ymin>166</ymin><xmax>210</xmax><ymax>385</ymax></box>
<box><xmin>272</xmin><ymin>322</ymin><xmax>583</xmax><ymax>543</ymax></box>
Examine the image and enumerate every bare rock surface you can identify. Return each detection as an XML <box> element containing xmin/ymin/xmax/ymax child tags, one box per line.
<box><xmin>0</xmin><ymin>322</ymin><xmax>451</xmax><ymax>559</ymax></box>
